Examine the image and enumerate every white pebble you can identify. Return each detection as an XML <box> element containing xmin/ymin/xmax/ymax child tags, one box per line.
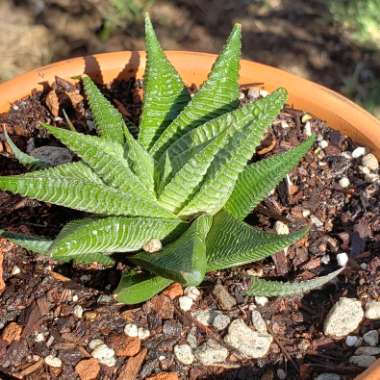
<box><xmin>362</xmin><ymin>153</ymin><xmax>379</xmax><ymax>171</ymax></box>
<box><xmin>319</xmin><ymin>140</ymin><xmax>329</xmax><ymax>149</ymax></box>
<box><xmin>92</xmin><ymin>344</ymin><xmax>116</xmax><ymax>367</ymax></box>
<box><xmin>179</xmin><ymin>296</ymin><xmax>194</xmax><ymax>311</ymax></box>
<box><xmin>304</xmin><ymin>121</ymin><xmax>312</xmax><ymax>136</ymax></box>
<box><xmin>137</xmin><ymin>327</ymin><xmax>150</xmax><ymax>340</ymax></box>
<box><xmin>143</xmin><ymin>239</ymin><xmax>162</xmax><ymax>253</ymax></box>
<box><xmin>247</xmin><ymin>87</ymin><xmax>260</xmax><ymax>99</ymax></box>
<box><xmin>251</xmin><ymin>310</ymin><xmax>267</xmax><ymax>333</ymax></box>
<box><xmin>360</xmin><ymin>263</ymin><xmax>368</xmax><ymax>270</ymax></box>
<box><xmin>338</xmin><ymin>177</ymin><xmax>350</xmax><ymax>188</ymax></box>
<box><xmin>124</xmin><ymin>323</ymin><xmax>139</xmax><ymax>337</ymax></box>
<box><xmin>274</xmin><ymin>221</ymin><xmax>289</xmax><ymax>235</ymax></box>
<box><xmin>365</xmin><ymin>301</ymin><xmax>380</xmax><ymax>320</ymax></box>
<box><xmin>259</xmin><ymin>89</ymin><xmax>269</xmax><ymax>97</ymax></box>
<box><xmin>345</xmin><ymin>335</ymin><xmax>359</xmax><ymax>347</ymax></box>
<box><xmin>352</xmin><ymin>147</ymin><xmax>366</xmax><ymax>159</ymax></box>
<box><xmin>336</xmin><ymin>252</ymin><xmax>349</xmax><ymax>267</ymax></box>
<box><xmin>72</xmin><ymin>295</ymin><xmax>79</xmax><ymax>302</ymax></box>
<box><xmin>11</xmin><ymin>265</ymin><xmax>21</xmax><ymax>276</ymax></box>
<box><xmin>44</xmin><ymin>355</ymin><xmax>62</xmax><ymax>368</ymax></box>
<box><xmin>341</xmin><ymin>151</ymin><xmax>352</xmax><ymax>160</ymax></box>
<box><xmin>255</xmin><ymin>296</ymin><xmax>269</xmax><ymax>306</ymax></box>
<box><xmin>174</xmin><ymin>344</ymin><xmax>194</xmax><ymax>365</ymax></box>
<box><xmin>281</xmin><ymin>120</ymin><xmax>289</xmax><ymax>129</ymax></box>
<box><xmin>184</xmin><ymin>286</ymin><xmax>201</xmax><ymax>301</ymax></box>
<box><xmin>302</xmin><ymin>209</ymin><xmax>311</xmax><ymax>218</ymax></box>
<box><xmin>89</xmin><ymin>339</ymin><xmax>104</xmax><ymax>351</ymax></box>
<box><xmin>363</xmin><ymin>330</ymin><xmax>379</xmax><ymax>346</ymax></box>
<box><xmin>34</xmin><ymin>333</ymin><xmax>45</xmax><ymax>343</ymax></box>
<box><xmin>212</xmin><ymin>313</ymin><xmax>231</xmax><ymax>330</ymax></box>
<box><xmin>73</xmin><ymin>305</ymin><xmax>83</xmax><ymax>319</ymax></box>
<box><xmin>321</xmin><ymin>255</ymin><xmax>331</xmax><ymax>265</ymax></box>
<box><xmin>359</xmin><ymin>165</ymin><xmax>371</xmax><ymax>175</ymax></box>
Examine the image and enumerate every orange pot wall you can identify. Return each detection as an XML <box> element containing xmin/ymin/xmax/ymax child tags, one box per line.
<box><xmin>0</xmin><ymin>51</ymin><xmax>379</xmax><ymax>159</ymax></box>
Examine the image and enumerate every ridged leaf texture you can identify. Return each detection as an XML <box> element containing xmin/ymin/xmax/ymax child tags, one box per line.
<box><xmin>131</xmin><ymin>214</ymin><xmax>212</xmax><ymax>286</ymax></box>
<box><xmin>206</xmin><ymin>210</ymin><xmax>308</xmax><ymax>271</ymax></box>
<box><xmin>225</xmin><ymin>135</ymin><xmax>316</xmax><ymax>219</ymax></box>
<box><xmin>138</xmin><ymin>14</ymin><xmax>191</xmax><ymax>150</ymax></box>
<box><xmin>150</xmin><ymin>24</ymin><xmax>241</xmax><ymax>158</ymax></box>
<box><xmin>49</xmin><ymin>216</ymin><xmax>182</xmax><ymax>257</ymax></box>
<box><xmin>82</xmin><ymin>76</ymin><xmax>125</xmax><ymax>145</ymax></box>
<box><xmin>246</xmin><ymin>268</ymin><xmax>344</xmax><ymax>297</ymax></box>
<box><xmin>178</xmin><ymin>89</ymin><xmax>287</xmax><ymax>217</ymax></box>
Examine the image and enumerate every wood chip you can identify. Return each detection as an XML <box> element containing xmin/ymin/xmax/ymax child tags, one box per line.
<box><xmin>75</xmin><ymin>358</ymin><xmax>100</xmax><ymax>380</ymax></box>
<box><xmin>49</xmin><ymin>270</ymin><xmax>71</xmax><ymax>282</ymax></box>
<box><xmin>162</xmin><ymin>283</ymin><xmax>183</xmax><ymax>300</ymax></box>
<box><xmin>116</xmin><ymin>348</ymin><xmax>147</xmax><ymax>380</ymax></box>
<box><xmin>0</xmin><ymin>249</ymin><xmax>4</xmax><ymax>294</ymax></box>
<box><xmin>14</xmin><ymin>358</ymin><xmax>44</xmax><ymax>378</ymax></box>
<box><xmin>45</xmin><ymin>90</ymin><xmax>60</xmax><ymax>117</ymax></box>
<box><xmin>1</xmin><ymin>322</ymin><xmax>23</xmax><ymax>344</ymax></box>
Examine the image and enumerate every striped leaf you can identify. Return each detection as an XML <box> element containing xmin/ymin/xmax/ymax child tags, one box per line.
<box><xmin>225</xmin><ymin>135</ymin><xmax>316</xmax><ymax>220</ymax></box>
<box><xmin>114</xmin><ymin>271</ymin><xmax>173</xmax><ymax>305</ymax></box>
<box><xmin>206</xmin><ymin>210</ymin><xmax>308</xmax><ymax>271</ymax></box>
<box><xmin>0</xmin><ymin>229</ymin><xmax>114</xmax><ymax>266</ymax></box>
<box><xmin>156</xmin><ymin>92</ymin><xmax>286</xmax><ymax>193</ymax></box>
<box><xmin>42</xmin><ymin>124</ymin><xmax>153</xmax><ymax>199</ymax></box>
<box><xmin>82</xmin><ymin>76</ymin><xmax>125</xmax><ymax>145</ymax></box>
<box><xmin>4</xmin><ymin>129</ymin><xmax>46</xmax><ymax>169</ymax></box>
<box><xmin>0</xmin><ymin>162</ymin><xmax>174</xmax><ymax>218</ymax></box>
<box><xmin>50</xmin><ymin>216</ymin><xmax>182</xmax><ymax>258</ymax></box>
<box><xmin>150</xmin><ymin>24</ymin><xmax>241</xmax><ymax>158</ymax></box>
<box><xmin>246</xmin><ymin>268</ymin><xmax>344</xmax><ymax>297</ymax></box>
<box><xmin>138</xmin><ymin>14</ymin><xmax>191</xmax><ymax>150</ymax></box>
<box><xmin>131</xmin><ymin>214</ymin><xmax>212</xmax><ymax>286</ymax></box>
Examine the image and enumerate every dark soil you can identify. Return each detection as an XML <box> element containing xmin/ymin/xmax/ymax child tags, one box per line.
<box><xmin>0</xmin><ymin>77</ymin><xmax>379</xmax><ymax>380</ymax></box>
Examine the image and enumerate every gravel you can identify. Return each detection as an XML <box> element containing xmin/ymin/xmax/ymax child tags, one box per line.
<box><xmin>91</xmin><ymin>344</ymin><xmax>116</xmax><ymax>367</ymax></box>
<box><xmin>345</xmin><ymin>335</ymin><xmax>359</xmax><ymax>347</ymax></box>
<box><xmin>44</xmin><ymin>355</ymin><xmax>62</xmax><ymax>368</ymax></box>
<box><xmin>362</xmin><ymin>153</ymin><xmax>379</xmax><ymax>171</ymax></box>
<box><xmin>212</xmin><ymin>313</ymin><xmax>231</xmax><ymax>330</ymax></box>
<box><xmin>251</xmin><ymin>309</ymin><xmax>267</xmax><ymax>333</ymax></box>
<box><xmin>124</xmin><ymin>323</ymin><xmax>139</xmax><ymax>337</ymax></box>
<box><xmin>362</xmin><ymin>330</ymin><xmax>379</xmax><ymax>346</ymax></box>
<box><xmin>323</xmin><ymin>297</ymin><xmax>363</xmax><ymax>337</ymax></box>
<box><xmin>178</xmin><ymin>296</ymin><xmax>193</xmax><ymax>311</ymax></box>
<box><xmin>212</xmin><ymin>284</ymin><xmax>236</xmax><ymax>310</ymax></box>
<box><xmin>174</xmin><ymin>344</ymin><xmax>194</xmax><ymax>365</ymax></box>
<box><xmin>364</xmin><ymin>301</ymin><xmax>380</xmax><ymax>320</ymax></box>
<box><xmin>194</xmin><ymin>339</ymin><xmax>228</xmax><ymax>365</ymax></box>
<box><xmin>349</xmin><ymin>355</ymin><xmax>377</xmax><ymax>368</ymax></box>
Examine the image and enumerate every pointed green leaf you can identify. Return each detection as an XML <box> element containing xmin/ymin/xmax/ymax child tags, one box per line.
<box><xmin>3</xmin><ymin>129</ymin><xmax>46</xmax><ymax>169</ymax></box>
<box><xmin>158</xmin><ymin>129</ymin><xmax>230</xmax><ymax>212</ymax></box>
<box><xmin>70</xmin><ymin>252</ymin><xmax>115</xmax><ymax>266</ymax></box>
<box><xmin>131</xmin><ymin>214</ymin><xmax>212</xmax><ymax>286</ymax></box>
<box><xmin>150</xmin><ymin>24</ymin><xmax>242</xmax><ymax>157</ymax></box>
<box><xmin>138</xmin><ymin>15</ymin><xmax>191</xmax><ymax>150</ymax></box>
<box><xmin>42</xmin><ymin>125</ymin><xmax>154</xmax><ymax>199</ymax></box>
<box><xmin>0</xmin><ymin>229</ymin><xmax>114</xmax><ymax>266</ymax></box>
<box><xmin>82</xmin><ymin>76</ymin><xmax>125</xmax><ymax>145</ymax></box>
<box><xmin>156</xmin><ymin>93</ymin><xmax>285</xmax><ymax>193</ymax></box>
<box><xmin>0</xmin><ymin>162</ymin><xmax>174</xmax><ymax>218</ymax></box>
<box><xmin>246</xmin><ymin>268</ymin><xmax>344</xmax><ymax>297</ymax></box>
<box><xmin>225</xmin><ymin>135</ymin><xmax>316</xmax><ymax>220</ymax></box>
<box><xmin>206</xmin><ymin>210</ymin><xmax>308</xmax><ymax>271</ymax></box>
<box><xmin>114</xmin><ymin>270</ymin><xmax>173</xmax><ymax>305</ymax></box>
<box><xmin>50</xmin><ymin>216</ymin><xmax>182</xmax><ymax>258</ymax></box>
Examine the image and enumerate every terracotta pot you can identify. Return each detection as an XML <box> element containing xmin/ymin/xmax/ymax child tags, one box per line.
<box><xmin>0</xmin><ymin>51</ymin><xmax>379</xmax><ymax>378</ymax></box>
<box><xmin>0</xmin><ymin>51</ymin><xmax>379</xmax><ymax>158</ymax></box>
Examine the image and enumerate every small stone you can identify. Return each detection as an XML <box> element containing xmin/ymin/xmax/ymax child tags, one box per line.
<box><xmin>212</xmin><ymin>284</ymin><xmax>236</xmax><ymax>310</ymax></box>
<box><xmin>255</xmin><ymin>296</ymin><xmax>269</xmax><ymax>306</ymax></box>
<box><xmin>302</xmin><ymin>209</ymin><xmax>311</xmax><ymax>218</ymax></box>
<box><xmin>212</xmin><ymin>313</ymin><xmax>231</xmax><ymax>330</ymax></box>
<box><xmin>192</xmin><ymin>310</ymin><xmax>213</xmax><ymax>326</ymax></box>
<box><xmin>365</xmin><ymin>301</ymin><xmax>380</xmax><ymax>320</ymax></box>
<box><xmin>97</xmin><ymin>295</ymin><xmax>113</xmax><ymax>304</ymax></box>
<box><xmin>151</xmin><ymin>295</ymin><xmax>174</xmax><ymax>320</ymax></box>
<box><xmin>349</xmin><ymin>355</ymin><xmax>376</xmax><ymax>368</ymax></box>
<box><xmin>324</xmin><ymin>297</ymin><xmax>363</xmax><ymax>337</ymax></box>
<box><xmin>195</xmin><ymin>339</ymin><xmax>228</xmax><ymax>365</ymax></box>
<box><xmin>162</xmin><ymin>283</ymin><xmax>183</xmax><ymax>299</ymax></box>
<box><xmin>224</xmin><ymin>319</ymin><xmax>273</xmax><ymax>358</ymax></box>
<box><xmin>363</xmin><ymin>330</ymin><xmax>379</xmax><ymax>346</ymax></box>
<box><xmin>360</xmin><ymin>263</ymin><xmax>368</xmax><ymax>270</ymax></box>
<box><xmin>184</xmin><ymin>286</ymin><xmax>201</xmax><ymax>301</ymax></box>
<box><xmin>321</xmin><ymin>255</ymin><xmax>331</xmax><ymax>265</ymax></box>
<box><xmin>174</xmin><ymin>344</ymin><xmax>194</xmax><ymax>365</ymax></box>
<box><xmin>251</xmin><ymin>310</ymin><xmax>267</xmax><ymax>333</ymax></box>
<box><xmin>362</xmin><ymin>153</ymin><xmax>379</xmax><ymax>171</ymax></box>
<box><xmin>319</xmin><ymin>140</ymin><xmax>329</xmax><ymax>149</ymax></box>
<box><xmin>146</xmin><ymin>373</ymin><xmax>179</xmax><ymax>380</ymax></box>
<box><xmin>88</xmin><ymin>339</ymin><xmax>104</xmax><ymax>351</ymax></box>
<box><xmin>315</xmin><ymin>374</ymin><xmax>341</xmax><ymax>380</ymax></box>
<box><xmin>73</xmin><ymin>305</ymin><xmax>83</xmax><ymax>319</ymax></box>
<box><xmin>338</xmin><ymin>177</ymin><xmax>350</xmax><ymax>189</ymax></box>
<box><xmin>186</xmin><ymin>327</ymin><xmax>198</xmax><ymax>349</ymax></box>
<box><xmin>44</xmin><ymin>355</ymin><xmax>62</xmax><ymax>368</ymax></box>
<box><xmin>138</xmin><ymin>327</ymin><xmax>150</xmax><ymax>340</ymax></box>
<box><xmin>336</xmin><ymin>252</ymin><xmax>349</xmax><ymax>267</ymax></box>
<box><xmin>124</xmin><ymin>323</ymin><xmax>139</xmax><ymax>337</ymax></box>
<box><xmin>304</xmin><ymin>121</ymin><xmax>312</xmax><ymax>136</ymax></box>
<box><xmin>248</xmin><ymin>87</ymin><xmax>260</xmax><ymax>99</ymax></box>
<box><xmin>355</xmin><ymin>346</ymin><xmax>380</xmax><ymax>355</ymax></box>
<box><xmin>30</xmin><ymin>146</ymin><xmax>73</xmax><ymax>166</ymax></box>
<box><xmin>110</xmin><ymin>335</ymin><xmax>141</xmax><ymax>357</ymax></box>
<box><xmin>345</xmin><ymin>335</ymin><xmax>359</xmax><ymax>347</ymax></box>
<box><xmin>352</xmin><ymin>147</ymin><xmax>366</xmax><ymax>159</ymax></box>
<box><xmin>274</xmin><ymin>221</ymin><xmax>289</xmax><ymax>235</ymax></box>
<box><xmin>35</xmin><ymin>332</ymin><xmax>45</xmax><ymax>343</ymax></box>
<box><xmin>72</xmin><ymin>294</ymin><xmax>79</xmax><ymax>302</ymax></box>
<box><xmin>75</xmin><ymin>358</ymin><xmax>100</xmax><ymax>380</ymax></box>
<box><xmin>92</xmin><ymin>344</ymin><xmax>116</xmax><ymax>367</ymax></box>
<box><xmin>259</xmin><ymin>89</ymin><xmax>269</xmax><ymax>97</ymax></box>
<box><xmin>179</xmin><ymin>296</ymin><xmax>193</xmax><ymax>311</ymax></box>
<box><xmin>1</xmin><ymin>322</ymin><xmax>23</xmax><ymax>344</ymax></box>
<box><xmin>143</xmin><ymin>239</ymin><xmax>162</xmax><ymax>253</ymax></box>
<box><xmin>10</xmin><ymin>265</ymin><xmax>21</xmax><ymax>276</ymax></box>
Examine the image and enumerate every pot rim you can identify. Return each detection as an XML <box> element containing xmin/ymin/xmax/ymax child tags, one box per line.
<box><xmin>0</xmin><ymin>50</ymin><xmax>379</xmax><ymax>159</ymax></box>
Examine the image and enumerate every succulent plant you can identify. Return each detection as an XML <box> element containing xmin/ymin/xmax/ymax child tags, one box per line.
<box><xmin>0</xmin><ymin>15</ymin><xmax>343</xmax><ymax>304</ymax></box>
